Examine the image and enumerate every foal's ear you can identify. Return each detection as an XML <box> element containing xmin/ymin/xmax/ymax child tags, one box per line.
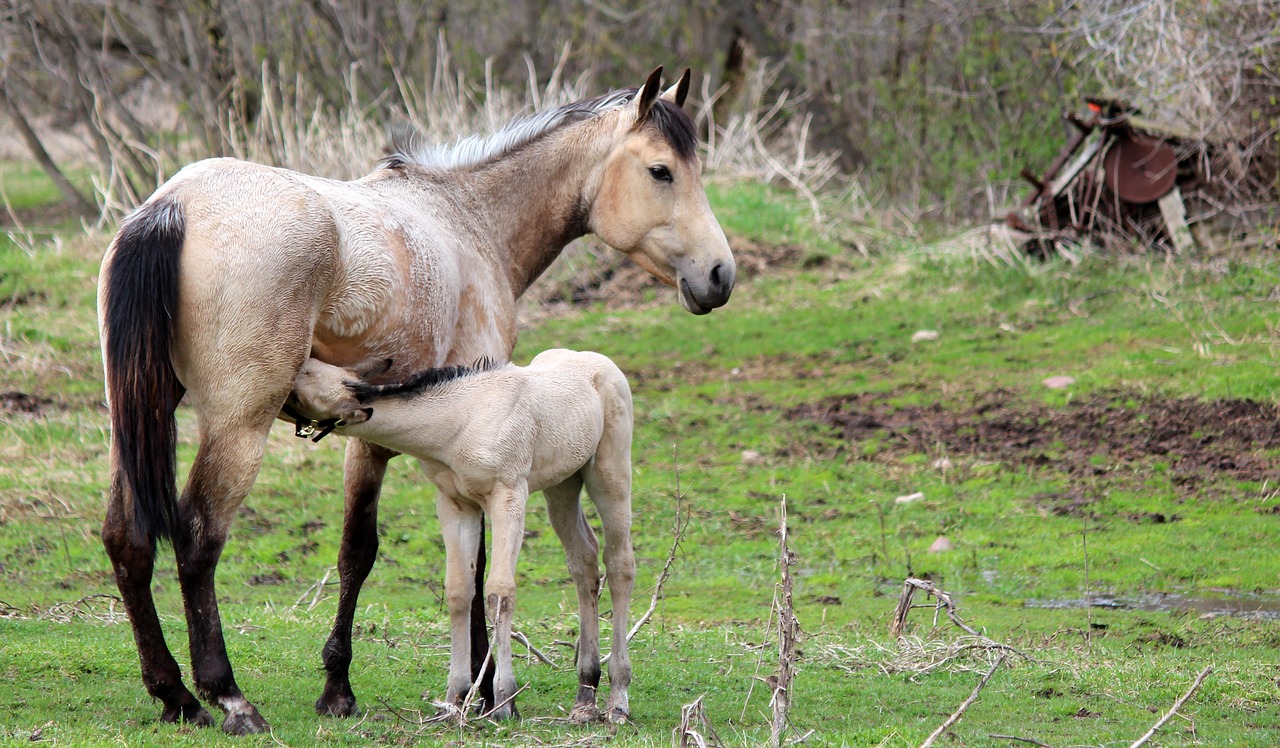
<box><xmin>352</xmin><ymin>357</ymin><xmax>394</xmax><ymax>378</ymax></box>
<box><xmin>634</xmin><ymin>66</ymin><xmax>664</xmax><ymax>122</ymax></box>
<box><xmin>660</xmin><ymin>68</ymin><xmax>691</xmax><ymax>109</ymax></box>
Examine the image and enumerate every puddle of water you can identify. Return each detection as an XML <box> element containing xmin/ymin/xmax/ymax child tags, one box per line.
<box><xmin>1025</xmin><ymin>591</ymin><xmax>1280</xmax><ymax>620</ymax></box>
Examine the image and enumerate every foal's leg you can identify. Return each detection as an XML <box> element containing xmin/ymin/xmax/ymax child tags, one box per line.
<box><xmin>316</xmin><ymin>438</ymin><xmax>395</xmax><ymax>717</ymax></box>
<box><xmin>543</xmin><ymin>474</ymin><xmax>603</xmax><ymax>721</ymax></box>
<box><xmin>585</xmin><ymin>447</ymin><xmax>635</xmax><ymax>722</ymax></box>
<box><xmin>436</xmin><ymin>493</ymin><xmax>484</xmax><ymax>709</ymax></box>
<box><xmin>102</xmin><ymin>449</ymin><xmax>214</xmax><ymax>727</ymax></box>
<box><xmin>174</xmin><ymin>421</ymin><xmax>276</xmax><ymax>734</ymax></box>
<box><xmin>483</xmin><ymin>481</ymin><xmax>529</xmax><ymax>720</ymax></box>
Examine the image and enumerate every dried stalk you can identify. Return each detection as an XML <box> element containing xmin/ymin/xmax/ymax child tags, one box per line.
<box><xmin>990</xmin><ymin>735</ymin><xmax>1056</xmax><ymax>747</ymax></box>
<box><xmin>889</xmin><ymin>578</ymin><xmax>1032</xmax><ymax>662</ymax></box>
<box><xmin>770</xmin><ymin>494</ymin><xmax>799</xmax><ymax>748</ymax></box>
<box><xmin>673</xmin><ymin>695</ymin><xmax>722</xmax><ymax>748</ymax></box>
<box><xmin>512</xmin><ymin>629</ymin><xmax>558</xmax><ymax>667</ymax></box>
<box><xmin>289</xmin><ymin>567</ymin><xmax>333</xmax><ymax>612</ymax></box>
<box><xmin>1127</xmin><ymin>666</ymin><xmax>1213</xmax><ymax>748</ymax></box>
<box><xmin>918</xmin><ymin>654</ymin><xmax>1006</xmax><ymax>748</ymax></box>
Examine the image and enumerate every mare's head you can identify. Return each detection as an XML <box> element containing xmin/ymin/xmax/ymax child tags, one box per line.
<box><xmin>591</xmin><ymin>67</ymin><xmax>736</xmax><ymax>315</ymax></box>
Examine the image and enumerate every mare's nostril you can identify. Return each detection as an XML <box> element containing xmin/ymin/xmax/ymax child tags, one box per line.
<box><xmin>709</xmin><ymin>263</ymin><xmax>723</xmax><ymax>291</ymax></box>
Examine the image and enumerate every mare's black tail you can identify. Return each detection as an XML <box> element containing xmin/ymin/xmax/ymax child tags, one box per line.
<box><xmin>100</xmin><ymin>197</ymin><xmax>186</xmax><ymax>545</ymax></box>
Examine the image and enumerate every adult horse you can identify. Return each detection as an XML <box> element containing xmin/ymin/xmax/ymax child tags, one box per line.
<box><xmin>97</xmin><ymin>66</ymin><xmax>734</xmax><ymax>734</ymax></box>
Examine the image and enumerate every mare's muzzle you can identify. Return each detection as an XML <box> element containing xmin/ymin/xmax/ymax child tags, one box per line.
<box><xmin>678</xmin><ymin>261</ymin><xmax>735</xmax><ymax>315</ymax></box>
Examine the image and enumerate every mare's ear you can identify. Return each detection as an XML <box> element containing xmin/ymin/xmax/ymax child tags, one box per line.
<box><xmin>660</xmin><ymin>68</ymin><xmax>691</xmax><ymax>109</ymax></box>
<box><xmin>634</xmin><ymin>66</ymin><xmax>664</xmax><ymax>123</ymax></box>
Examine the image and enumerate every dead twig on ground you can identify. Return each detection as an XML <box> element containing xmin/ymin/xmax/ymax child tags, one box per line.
<box><xmin>890</xmin><ymin>578</ymin><xmax>1033</xmax><ymax>662</ymax></box>
<box><xmin>918</xmin><ymin>654</ymin><xmax>1006</xmax><ymax>748</ymax></box>
<box><xmin>33</xmin><ymin>594</ymin><xmax>126</xmax><ymax>624</ymax></box>
<box><xmin>289</xmin><ymin>567</ymin><xmax>333</xmax><ymax>613</ymax></box>
<box><xmin>673</xmin><ymin>695</ymin><xmax>722</xmax><ymax>748</ymax></box>
<box><xmin>512</xmin><ymin>629</ymin><xmax>559</xmax><ymax>667</ymax></box>
<box><xmin>1128</xmin><ymin>666</ymin><xmax>1213</xmax><ymax>748</ymax></box>
<box><xmin>990</xmin><ymin>734</ymin><xmax>1056</xmax><ymax>747</ymax></box>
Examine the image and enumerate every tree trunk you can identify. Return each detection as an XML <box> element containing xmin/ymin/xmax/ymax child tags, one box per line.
<box><xmin>0</xmin><ymin>79</ymin><xmax>97</xmax><ymax>219</ymax></box>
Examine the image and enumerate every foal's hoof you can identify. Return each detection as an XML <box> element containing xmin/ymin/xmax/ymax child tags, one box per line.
<box><xmin>604</xmin><ymin>706</ymin><xmax>630</xmax><ymax>725</ymax></box>
<box><xmin>484</xmin><ymin>702</ymin><xmax>519</xmax><ymax>721</ymax></box>
<box><xmin>160</xmin><ymin>702</ymin><xmax>215</xmax><ymax>727</ymax></box>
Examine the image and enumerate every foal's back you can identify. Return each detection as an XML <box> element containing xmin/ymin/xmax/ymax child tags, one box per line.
<box><xmin>455</xmin><ymin>350</ymin><xmax>629</xmax><ymax>496</ymax></box>
<box><xmin>310</xmin><ymin>349</ymin><xmax>632</xmax><ymax>497</ymax></box>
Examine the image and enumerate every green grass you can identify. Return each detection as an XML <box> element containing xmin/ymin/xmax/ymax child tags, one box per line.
<box><xmin>2</xmin><ymin>181</ymin><xmax>1280</xmax><ymax>745</ymax></box>
<box><xmin>0</xmin><ymin>162</ymin><xmax>69</xmax><ymax>213</ymax></box>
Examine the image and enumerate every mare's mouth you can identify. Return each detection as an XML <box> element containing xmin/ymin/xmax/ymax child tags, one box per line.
<box><xmin>678</xmin><ymin>278</ymin><xmax>712</xmax><ymax>315</ymax></box>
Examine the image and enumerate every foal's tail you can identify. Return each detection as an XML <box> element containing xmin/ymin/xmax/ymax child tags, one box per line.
<box><xmin>100</xmin><ymin>196</ymin><xmax>186</xmax><ymax>545</ymax></box>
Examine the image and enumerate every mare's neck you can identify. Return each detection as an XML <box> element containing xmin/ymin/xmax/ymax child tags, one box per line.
<box><xmin>466</xmin><ymin>122</ymin><xmax>613</xmax><ymax>296</ymax></box>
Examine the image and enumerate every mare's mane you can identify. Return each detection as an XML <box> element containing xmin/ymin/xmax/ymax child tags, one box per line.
<box><xmin>385</xmin><ymin>87</ymin><xmax>697</xmax><ymax>171</ymax></box>
<box><xmin>348</xmin><ymin>357</ymin><xmax>505</xmax><ymax>402</ymax></box>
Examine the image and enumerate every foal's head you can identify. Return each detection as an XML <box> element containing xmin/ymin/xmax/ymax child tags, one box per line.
<box><xmin>288</xmin><ymin>358</ymin><xmax>377</xmax><ymax>425</ymax></box>
<box><xmin>592</xmin><ymin>67</ymin><xmax>736</xmax><ymax>315</ymax></box>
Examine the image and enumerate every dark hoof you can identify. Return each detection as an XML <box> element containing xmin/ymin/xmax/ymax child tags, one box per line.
<box><xmin>160</xmin><ymin>702</ymin><xmax>216</xmax><ymax>727</ymax></box>
<box><xmin>315</xmin><ymin>690</ymin><xmax>360</xmax><ymax>718</ymax></box>
<box><xmin>221</xmin><ymin>709</ymin><xmax>269</xmax><ymax>735</ymax></box>
<box><xmin>569</xmin><ymin>704</ymin><xmax>599</xmax><ymax>723</ymax></box>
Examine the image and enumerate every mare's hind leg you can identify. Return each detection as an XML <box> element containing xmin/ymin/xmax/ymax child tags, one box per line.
<box><xmin>316</xmin><ymin>438</ymin><xmax>394</xmax><ymax>716</ymax></box>
<box><xmin>543</xmin><ymin>474</ymin><xmax>602</xmax><ymax>721</ymax></box>
<box><xmin>102</xmin><ymin>460</ymin><xmax>214</xmax><ymax>727</ymax></box>
<box><xmin>174</xmin><ymin>420</ymin><xmax>277</xmax><ymax>734</ymax></box>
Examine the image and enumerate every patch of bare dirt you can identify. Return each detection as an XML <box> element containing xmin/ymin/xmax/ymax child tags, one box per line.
<box><xmin>0</xmin><ymin>391</ymin><xmax>52</xmax><ymax>415</ymax></box>
<box><xmin>0</xmin><ymin>200</ymin><xmax>83</xmax><ymax>230</ymax></box>
<box><xmin>789</xmin><ymin>390</ymin><xmax>1280</xmax><ymax>493</ymax></box>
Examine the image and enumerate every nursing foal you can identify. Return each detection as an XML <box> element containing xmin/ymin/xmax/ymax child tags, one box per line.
<box><xmin>288</xmin><ymin>349</ymin><xmax>635</xmax><ymax>722</ymax></box>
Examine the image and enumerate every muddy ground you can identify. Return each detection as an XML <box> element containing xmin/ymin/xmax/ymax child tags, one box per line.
<box><xmin>790</xmin><ymin>391</ymin><xmax>1280</xmax><ymax>503</ymax></box>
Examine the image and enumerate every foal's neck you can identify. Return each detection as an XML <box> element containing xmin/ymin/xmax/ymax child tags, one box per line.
<box><xmin>468</xmin><ymin>120</ymin><xmax>613</xmax><ymax>296</ymax></box>
<box><xmin>355</xmin><ymin>385</ymin><xmax>474</xmax><ymax>455</ymax></box>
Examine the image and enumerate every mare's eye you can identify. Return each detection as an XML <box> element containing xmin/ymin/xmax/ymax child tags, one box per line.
<box><xmin>648</xmin><ymin>165</ymin><xmax>673</xmax><ymax>183</ymax></box>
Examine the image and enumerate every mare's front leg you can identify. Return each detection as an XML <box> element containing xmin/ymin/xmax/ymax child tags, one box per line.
<box><xmin>174</xmin><ymin>423</ymin><xmax>274</xmax><ymax>734</ymax></box>
<box><xmin>436</xmin><ymin>493</ymin><xmax>484</xmax><ymax>710</ymax></box>
<box><xmin>483</xmin><ymin>481</ymin><xmax>529</xmax><ymax>720</ymax></box>
<box><xmin>543</xmin><ymin>475</ymin><xmax>603</xmax><ymax>722</ymax></box>
<box><xmin>316</xmin><ymin>439</ymin><xmax>395</xmax><ymax>717</ymax></box>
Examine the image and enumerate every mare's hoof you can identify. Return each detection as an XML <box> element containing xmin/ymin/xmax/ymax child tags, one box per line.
<box><xmin>604</xmin><ymin>707</ymin><xmax>630</xmax><ymax>725</ymax></box>
<box><xmin>160</xmin><ymin>702</ymin><xmax>216</xmax><ymax>727</ymax></box>
<box><xmin>221</xmin><ymin>708</ymin><xmax>269</xmax><ymax>735</ymax></box>
<box><xmin>315</xmin><ymin>691</ymin><xmax>360</xmax><ymax>718</ymax></box>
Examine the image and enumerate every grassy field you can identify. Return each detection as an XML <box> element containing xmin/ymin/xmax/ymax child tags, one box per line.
<box><xmin>2</xmin><ymin>175</ymin><xmax>1279</xmax><ymax>747</ymax></box>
